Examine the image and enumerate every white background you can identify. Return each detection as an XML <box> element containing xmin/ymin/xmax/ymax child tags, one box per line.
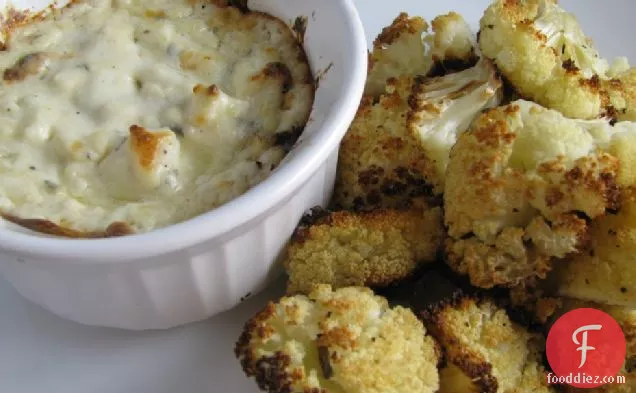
<box><xmin>0</xmin><ymin>1</ymin><xmax>633</xmax><ymax>392</ymax></box>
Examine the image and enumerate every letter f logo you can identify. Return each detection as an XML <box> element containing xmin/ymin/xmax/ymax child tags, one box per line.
<box><xmin>572</xmin><ymin>324</ymin><xmax>603</xmax><ymax>368</ymax></box>
<box><xmin>546</xmin><ymin>308</ymin><xmax>625</xmax><ymax>388</ymax></box>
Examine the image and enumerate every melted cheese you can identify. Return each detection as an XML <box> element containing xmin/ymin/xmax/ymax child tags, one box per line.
<box><xmin>0</xmin><ymin>0</ymin><xmax>313</xmax><ymax>234</ymax></box>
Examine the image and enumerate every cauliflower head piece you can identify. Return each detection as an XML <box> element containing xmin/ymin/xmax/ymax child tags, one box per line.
<box><xmin>608</xmin><ymin>67</ymin><xmax>636</xmax><ymax>122</ymax></box>
<box><xmin>366</xmin><ymin>12</ymin><xmax>476</xmax><ymax>97</ymax></box>
<box><xmin>407</xmin><ymin>58</ymin><xmax>503</xmax><ymax>192</ymax></box>
<box><xmin>235</xmin><ymin>285</ymin><xmax>440</xmax><ymax>393</ymax></box>
<box><xmin>423</xmin><ymin>296</ymin><xmax>555</xmax><ymax>393</ymax></box>
<box><xmin>444</xmin><ymin>100</ymin><xmax>623</xmax><ymax>289</ymax></box>
<box><xmin>333</xmin><ymin>76</ymin><xmax>438</xmax><ymax>211</ymax></box>
<box><xmin>479</xmin><ymin>0</ymin><xmax>635</xmax><ymax>120</ymax></box>
<box><xmin>554</xmin><ymin>195</ymin><xmax>636</xmax><ymax>307</ymax></box>
<box><xmin>553</xmin><ymin>129</ymin><xmax>636</xmax><ymax>307</ymax></box>
<box><xmin>334</xmin><ymin>60</ymin><xmax>502</xmax><ymax>210</ymax></box>
<box><xmin>284</xmin><ymin>207</ymin><xmax>443</xmax><ymax>295</ymax></box>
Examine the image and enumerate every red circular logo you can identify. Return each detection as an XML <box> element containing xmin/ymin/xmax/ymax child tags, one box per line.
<box><xmin>546</xmin><ymin>308</ymin><xmax>626</xmax><ymax>388</ymax></box>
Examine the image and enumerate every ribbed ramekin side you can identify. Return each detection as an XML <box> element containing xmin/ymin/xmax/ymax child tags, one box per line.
<box><xmin>0</xmin><ymin>152</ymin><xmax>338</xmax><ymax>330</ymax></box>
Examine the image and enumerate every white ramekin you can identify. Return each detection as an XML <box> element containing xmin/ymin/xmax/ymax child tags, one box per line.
<box><xmin>0</xmin><ymin>0</ymin><xmax>368</xmax><ymax>330</ymax></box>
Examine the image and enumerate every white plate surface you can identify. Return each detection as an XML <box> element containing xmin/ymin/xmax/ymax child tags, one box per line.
<box><xmin>1</xmin><ymin>1</ymin><xmax>634</xmax><ymax>392</ymax></box>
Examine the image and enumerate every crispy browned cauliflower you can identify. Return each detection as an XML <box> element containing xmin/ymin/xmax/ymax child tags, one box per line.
<box><xmin>514</xmin><ymin>130</ymin><xmax>636</xmax><ymax>314</ymax></box>
<box><xmin>333</xmin><ymin>76</ymin><xmax>437</xmax><ymax>211</ymax></box>
<box><xmin>422</xmin><ymin>296</ymin><xmax>555</xmax><ymax>393</ymax></box>
<box><xmin>407</xmin><ymin>58</ymin><xmax>502</xmax><ymax>192</ymax></box>
<box><xmin>284</xmin><ymin>207</ymin><xmax>443</xmax><ymax>294</ymax></box>
<box><xmin>444</xmin><ymin>100</ymin><xmax>624</xmax><ymax>289</ymax></box>
<box><xmin>235</xmin><ymin>285</ymin><xmax>440</xmax><ymax>393</ymax></box>
<box><xmin>334</xmin><ymin>60</ymin><xmax>502</xmax><ymax>211</ymax></box>
<box><xmin>552</xmin><ymin>126</ymin><xmax>636</xmax><ymax>307</ymax></box>
<box><xmin>479</xmin><ymin>0</ymin><xmax>635</xmax><ymax>121</ymax></box>
<box><xmin>366</xmin><ymin>12</ymin><xmax>476</xmax><ymax>97</ymax></box>
<box><xmin>507</xmin><ymin>281</ymin><xmax>563</xmax><ymax>325</ymax></box>
<box><xmin>611</xmin><ymin>68</ymin><xmax>636</xmax><ymax>122</ymax></box>
<box><xmin>554</xmin><ymin>195</ymin><xmax>636</xmax><ymax>307</ymax></box>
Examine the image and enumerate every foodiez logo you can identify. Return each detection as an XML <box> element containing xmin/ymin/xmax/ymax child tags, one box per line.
<box><xmin>573</xmin><ymin>324</ymin><xmax>603</xmax><ymax>368</ymax></box>
<box><xmin>546</xmin><ymin>308</ymin><xmax>626</xmax><ymax>388</ymax></box>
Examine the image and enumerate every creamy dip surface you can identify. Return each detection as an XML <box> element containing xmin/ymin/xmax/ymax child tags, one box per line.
<box><xmin>0</xmin><ymin>0</ymin><xmax>314</xmax><ymax>235</ymax></box>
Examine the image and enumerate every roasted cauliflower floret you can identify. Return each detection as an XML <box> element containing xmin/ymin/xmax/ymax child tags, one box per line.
<box><xmin>429</xmin><ymin>12</ymin><xmax>475</xmax><ymax>66</ymax></box>
<box><xmin>334</xmin><ymin>76</ymin><xmax>438</xmax><ymax>211</ymax></box>
<box><xmin>284</xmin><ymin>207</ymin><xmax>443</xmax><ymax>295</ymax></box>
<box><xmin>611</xmin><ymin>68</ymin><xmax>636</xmax><ymax>122</ymax></box>
<box><xmin>552</xmin><ymin>129</ymin><xmax>636</xmax><ymax>307</ymax></box>
<box><xmin>422</xmin><ymin>296</ymin><xmax>554</xmax><ymax>393</ymax></box>
<box><xmin>444</xmin><ymin>100</ymin><xmax>623</xmax><ymax>288</ymax></box>
<box><xmin>554</xmin><ymin>196</ymin><xmax>636</xmax><ymax>307</ymax></box>
<box><xmin>366</xmin><ymin>12</ymin><xmax>476</xmax><ymax>97</ymax></box>
<box><xmin>365</xmin><ymin>13</ymin><xmax>429</xmax><ymax>98</ymax></box>
<box><xmin>335</xmin><ymin>61</ymin><xmax>502</xmax><ymax>210</ymax></box>
<box><xmin>507</xmin><ymin>279</ymin><xmax>563</xmax><ymax>324</ymax></box>
<box><xmin>407</xmin><ymin>58</ymin><xmax>503</xmax><ymax>192</ymax></box>
<box><xmin>235</xmin><ymin>285</ymin><xmax>440</xmax><ymax>393</ymax></box>
<box><xmin>479</xmin><ymin>0</ymin><xmax>634</xmax><ymax>120</ymax></box>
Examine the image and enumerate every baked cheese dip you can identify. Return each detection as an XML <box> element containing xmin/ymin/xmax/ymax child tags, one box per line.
<box><xmin>0</xmin><ymin>0</ymin><xmax>314</xmax><ymax>236</ymax></box>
